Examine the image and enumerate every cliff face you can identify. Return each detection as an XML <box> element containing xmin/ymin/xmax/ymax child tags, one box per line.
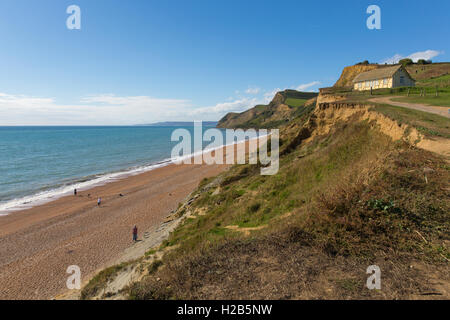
<box><xmin>334</xmin><ymin>62</ymin><xmax>450</xmax><ymax>87</ymax></box>
<box><xmin>78</xmin><ymin>86</ymin><xmax>450</xmax><ymax>300</ymax></box>
<box><xmin>217</xmin><ymin>90</ymin><xmax>318</xmax><ymax>129</ymax></box>
<box><xmin>84</xmin><ymin>94</ymin><xmax>449</xmax><ymax>300</ymax></box>
<box><xmin>333</xmin><ymin>64</ymin><xmax>382</xmax><ymax>87</ymax></box>
<box><xmin>216</xmin><ymin>105</ymin><xmax>267</xmax><ymax>129</ymax></box>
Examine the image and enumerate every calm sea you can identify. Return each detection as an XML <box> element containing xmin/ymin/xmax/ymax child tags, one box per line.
<box><xmin>0</xmin><ymin>125</ymin><xmax>227</xmax><ymax>214</ymax></box>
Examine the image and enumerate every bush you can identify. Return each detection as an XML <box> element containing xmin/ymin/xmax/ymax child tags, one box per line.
<box><xmin>248</xmin><ymin>202</ymin><xmax>261</xmax><ymax>213</ymax></box>
<box><xmin>148</xmin><ymin>260</ymin><xmax>163</xmax><ymax>274</ymax></box>
<box><xmin>399</xmin><ymin>58</ymin><xmax>413</xmax><ymax>66</ymax></box>
<box><xmin>80</xmin><ymin>263</ymin><xmax>128</xmax><ymax>299</ymax></box>
<box><xmin>417</xmin><ymin>59</ymin><xmax>432</xmax><ymax>65</ymax></box>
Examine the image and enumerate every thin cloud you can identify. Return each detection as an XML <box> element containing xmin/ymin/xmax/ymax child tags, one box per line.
<box><xmin>245</xmin><ymin>87</ymin><xmax>261</xmax><ymax>95</ymax></box>
<box><xmin>81</xmin><ymin>94</ymin><xmax>190</xmax><ymax>107</ymax></box>
<box><xmin>0</xmin><ymin>80</ymin><xmax>323</xmax><ymax>125</ymax></box>
<box><xmin>0</xmin><ymin>92</ymin><xmax>262</xmax><ymax>125</ymax></box>
<box><xmin>296</xmin><ymin>81</ymin><xmax>321</xmax><ymax>92</ymax></box>
<box><xmin>382</xmin><ymin>50</ymin><xmax>443</xmax><ymax>64</ymax></box>
<box><xmin>0</xmin><ymin>93</ymin><xmax>191</xmax><ymax>125</ymax></box>
<box><xmin>408</xmin><ymin>50</ymin><xmax>443</xmax><ymax>62</ymax></box>
<box><xmin>188</xmin><ymin>97</ymin><xmax>259</xmax><ymax>117</ymax></box>
<box><xmin>264</xmin><ymin>88</ymin><xmax>281</xmax><ymax>103</ymax></box>
<box><xmin>262</xmin><ymin>81</ymin><xmax>321</xmax><ymax>104</ymax></box>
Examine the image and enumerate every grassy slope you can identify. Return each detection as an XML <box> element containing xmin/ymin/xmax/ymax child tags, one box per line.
<box><xmin>124</xmin><ymin>107</ymin><xmax>449</xmax><ymax>300</ymax></box>
<box><xmin>82</xmin><ymin>64</ymin><xmax>450</xmax><ymax>300</ymax></box>
<box><xmin>329</xmin><ymin>63</ymin><xmax>450</xmax><ymax>142</ymax></box>
<box><xmin>334</xmin><ymin>82</ymin><xmax>450</xmax><ymax>138</ymax></box>
<box><xmin>285</xmin><ymin>97</ymin><xmax>308</xmax><ymax>107</ymax></box>
<box><xmin>217</xmin><ymin>90</ymin><xmax>317</xmax><ymax>129</ymax></box>
<box><xmin>371</xmin><ymin>104</ymin><xmax>450</xmax><ymax>139</ymax></box>
<box><xmin>406</xmin><ymin>63</ymin><xmax>450</xmax><ymax>81</ymax></box>
<box><xmin>392</xmin><ymin>75</ymin><xmax>450</xmax><ymax>107</ymax></box>
<box><xmin>417</xmin><ymin>74</ymin><xmax>450</xmax><ymax>87</ymax></box>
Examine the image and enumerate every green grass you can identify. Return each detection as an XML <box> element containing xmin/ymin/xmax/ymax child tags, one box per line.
<box><xmin>160</xmin><ymin>122</ymin><xmax>394</xmax><ymax>250</ymax></box>
<box><xmin>80</xmin><ymin>262</ymin><xmax>131</xmax><ymax>299</ymax></box>
<box><xmin>341</xmin><ymin>84</ymin><xmax>450</xmax><ymax>107</ymax></box>
<box><xmin>148</xmin><ymin>260</ymin><xmax>163</xmax><ymax>274</ymax></box>
<box><xmin>217</xmin><ymin>89</ymin><xmax>317</xmax><ymax>129</ymax></box>
<box><xmin>417</xmin><ymin>74</ymin><xmax>450</xmax><ymax>87</ymax></box>
<box><xmin>89</xmin><ymin>72</ymin><xmax>450</xmax><ymax>300</ymax></box>
<box><xmin>144</xmin><ymin>249</ymin><xmax>157</xmax><ymax>257</ymax></box>
<box><xmin>285</xmin><ymin>98</ymin><xmax>308</xmax><ymax>107</ymax></box>
<box><xmin>99</xmin><ymin>80</ymin><xmax>450</xmax><ymax>299</ymax></box>
<box><xmin>160</xmin><ymin>117</ymin><xmax>449</xmax><ymax>259</ymax></box>
<box><xmin>392</xmin><ymin>86</ymin><xmax>450</xmax><ymax>107</ymax></box>
<box><xmin>336</xmin><ymin>84</ymin><xmax>450</xmax><ymax>137</ymax></box>
<box><xmin>370</xmin><ymin>104</ymin><xmax>450</xmax><ymax>138</ymax></box>
<box><xmin>335</xmin><ymin>278</ymin><xmax>360</xmax><ymax>292</ymax></box>
<box><xmin>127</xmin><ymin>118</ymin><xmax>449</xmax><ymax>299</ymax></box>
<box><xmin>393</xmin><ymin>96</ymin><xmax>450</xmax><ymax>108</ymax></box>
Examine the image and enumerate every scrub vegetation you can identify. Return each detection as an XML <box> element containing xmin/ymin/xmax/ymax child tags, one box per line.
<box><xmin>126</xmin><ymin>101</ymin><xmax>449</xmax><ymax>300</ymax></box>
<box><xmin>81</xmin><ymin>62</ymin><xmax>449</xmax><ymax>300</ymax></box>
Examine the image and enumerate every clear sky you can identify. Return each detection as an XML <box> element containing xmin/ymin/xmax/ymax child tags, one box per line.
<box><xmin>0</xmin><ymin>0</ymin><xmax>449</xmax><ymax>125</ymax></box>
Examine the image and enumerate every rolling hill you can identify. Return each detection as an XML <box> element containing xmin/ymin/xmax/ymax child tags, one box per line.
<box><xmin>217</xmin><ymin>90</ymin><xmax>318</xmax><ymax>129</ymax></box>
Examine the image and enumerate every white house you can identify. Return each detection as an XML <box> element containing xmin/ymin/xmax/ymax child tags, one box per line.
<box><xmin>352</xmin><ymin>65</ymin><xmax>415</xmax><ymax>91</ymax></box>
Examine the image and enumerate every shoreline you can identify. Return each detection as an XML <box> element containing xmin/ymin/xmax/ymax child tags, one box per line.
<box><xmin>0</xmin><ymin>161</ymin><xmax>230</xmax><ymax>299</ymax></box>
<box><xmin>0</xmin><ymin>139</ymin><xmax>259</xmax><ymax>299</ymax></box>
<box><xmin>0</xmin><ymin>159</ymin><xmax>173</xmax><ymax>215</ymax></box>
<box><xmin>0</xmin><ymin>134</ymin><xmax>264</xmax><ymax>215</ymax></box>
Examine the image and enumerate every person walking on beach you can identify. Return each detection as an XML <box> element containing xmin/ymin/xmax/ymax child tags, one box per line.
<box><xmin>97</xmin><ymin>197</ymin><xmax>101</xmax><ymax>206</ymax></box>
<box><xmin>133</xmin><ymin>225</ymin><xmax>138</xmax><ymax>242</ymax></box>
<box><xmin>74</xmin><ymin>188</ymin><xmax>77</xmax><ymax>196</ymax></box>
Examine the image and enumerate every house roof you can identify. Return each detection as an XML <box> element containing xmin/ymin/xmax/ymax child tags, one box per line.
<box><xmin>352</xmin><ymin>65</ymin><xmax>404</xmax><ymax>83</ymax></box>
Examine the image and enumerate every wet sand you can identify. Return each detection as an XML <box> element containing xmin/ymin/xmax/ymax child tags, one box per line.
<box><xmin>0</xmin><ymin>161</ymin><xmax>229</xmax><ymax>299</ymax></box>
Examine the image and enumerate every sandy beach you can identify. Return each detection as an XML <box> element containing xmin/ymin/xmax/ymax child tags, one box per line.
<box><xmin>0</xmin><ymin>160</ymin><xmax>230</xmax><ymax>299</ymax></box>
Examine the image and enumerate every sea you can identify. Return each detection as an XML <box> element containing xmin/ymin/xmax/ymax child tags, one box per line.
<box><xmin>0</xmin><ymin>124</ymin><xmax>244</xmax><ymax>215</ymax></box>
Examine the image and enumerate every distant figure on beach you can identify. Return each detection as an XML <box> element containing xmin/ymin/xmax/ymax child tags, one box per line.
<box><xmin>74</xmin><ymin>189</ymin><xmax>77</xmax><ymax>196</ymax></box>
<box><xmin>97</xmin><ymin>197</ymin><xmax>101</xmax><ymax>206</ymax></box>
<box><xmin>133</xmin><ymin>225</ymin><xmax>138</xmax><ymax>242</ymax></box>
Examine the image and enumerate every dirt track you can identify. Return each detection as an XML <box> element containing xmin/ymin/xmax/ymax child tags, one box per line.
<box><xmin>369</xmin><ymin>96</ymin><xmax>449</xmax><ymax>118</ymax></box>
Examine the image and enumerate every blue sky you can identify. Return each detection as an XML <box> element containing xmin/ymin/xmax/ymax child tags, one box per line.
<box><xmin>0</xmin><ymin>0</ymin><xmax>449</xmax><ymax>125</ymax></box>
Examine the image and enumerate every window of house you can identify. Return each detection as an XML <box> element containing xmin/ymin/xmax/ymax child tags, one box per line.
<box><xmin>358</xmin><ymin>82</ymin><xmax>362</xmax><ymax>89</ymax></box>
<box><xmin>383</xmin><ymin>78</ymin><xmax>388</xmax><ymax>86</ymax></box>
<box><xmin>400</xmin><ymin>76</ymin><xmax>404</xmax><ymax>84</ymax></box>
